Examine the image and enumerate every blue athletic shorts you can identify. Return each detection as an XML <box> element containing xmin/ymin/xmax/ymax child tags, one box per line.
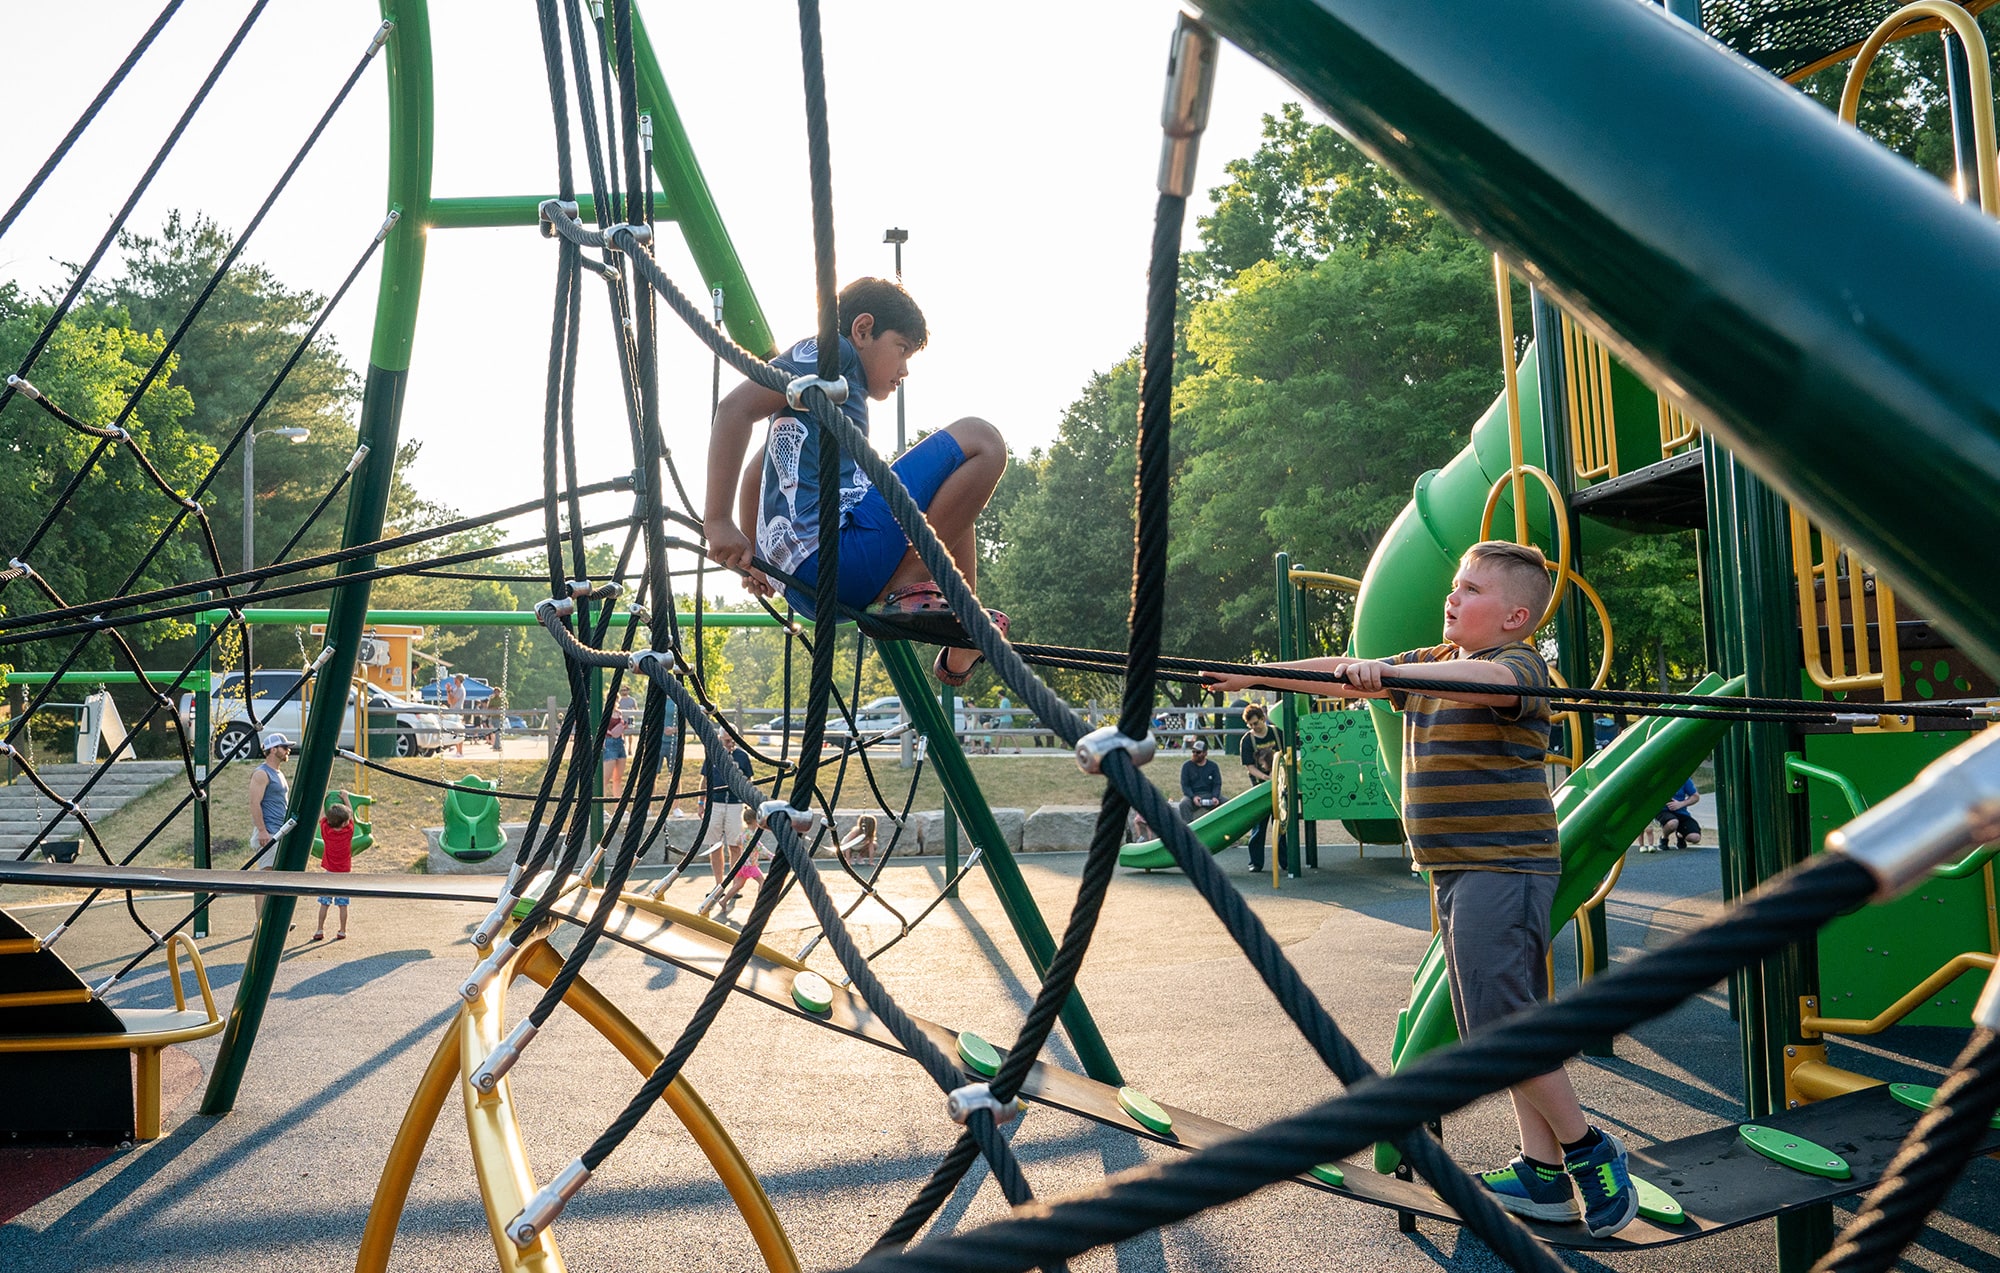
<box><xmin>601</xmin><ymin>735</ymin><xmax>627</xmax><ymax>760</ymax></box>
<box><xmin>785</xmin><ymin>429</ymin><xmax>966</xmax><ymax>617</ymax></box>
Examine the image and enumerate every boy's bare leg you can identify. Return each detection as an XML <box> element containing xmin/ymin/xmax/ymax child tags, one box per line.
<box><xmin>1509</xmin><ymin>1068</ymin><xmax>1590</xmax><ymax>1163</ymax></box>
<box><xmin>314</xmin><ymin>901</ymin><xmax>330</xmax><ymax>938</ymax></box>
<box><xmin>337</xmin><ymin>901</ymin><xmax>349</xmax><ymax>938</ymax></box>
<box><xmin>875</xmin><ymin>418</ymin><xmax>1006</xmax><ymax>678</ymax></box>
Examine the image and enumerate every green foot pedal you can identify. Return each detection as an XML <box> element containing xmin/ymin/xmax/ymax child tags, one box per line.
<box><xmin>1738</xmin><ymin>1124</ymin><xmax>1850</xmax><ymax>1178</ymax></box>
<box><xmin>1309</xmin><ymin>1163</ymin><xmax>1344</xmax><ymax>1187</ymax></box>
<box><xmin>1631</xmin><ymin>1175</ymin><xmax>1685</xmax><ymax>1225</ymax></box>
<box><xmin>791</xmin><ymin>970</ymin><xmax>833</xmax><ymax>1013</ymax></box>
<box><xmin>1889</xmin><ymin>1082</ymin><xmax>2000</xmax><ymax>1128</ymax></box>
<box><xmin>1117</xmin><ymin>1086</ymin><xmax>1174</xmax><ymax>1136</ymax></box>
<box><xmin>956</xmin><ymin>1030</ymin><xmax>1000</xmax><ymax>1077</ymax></box>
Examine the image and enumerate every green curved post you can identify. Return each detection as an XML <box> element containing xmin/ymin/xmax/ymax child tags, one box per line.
<box><xmin>204</xmin><ymin>0</ymin><xmax>433</xmax><ymax>1113</ymax></box>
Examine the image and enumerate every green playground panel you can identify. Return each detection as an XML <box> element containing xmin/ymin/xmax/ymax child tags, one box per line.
<box><xmin>1738</xmin><ymin>1124</ymin><xmax>1850</xmax><ymax>1180</ymax></box>
<box><xmin>1293</xmin><ymin>707</ymin><xmax>1401</xmax><ymax>826</ymax></box>
<box><xmin>1804</xmin><ymin>730</ymin><xmax>1994</xmax><ymax>1029</ymax></box>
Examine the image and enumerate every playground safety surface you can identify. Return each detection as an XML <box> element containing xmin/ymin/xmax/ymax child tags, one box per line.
<box><xmin>4</xmin><ymin>845</ymin><xmax>1997</xmax><ymax>1271</ymax></box>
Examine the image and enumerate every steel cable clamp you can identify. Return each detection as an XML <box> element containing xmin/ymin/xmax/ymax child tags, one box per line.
<box><xmin>1075</xmin><ymin>725</ymin><xmax>1156</xmax><ymax>774</ymax></box>
<box><xmin>471</xmin><ymin>1017</ymin><xmax>539</xmax><ymax>1092</ymax></box>
<box><xmin>785</xmin><ymin>374</ymin><xmax>848</xmax><ymax>410</ymax></box>
<box><xmin>757</xmin><ymin>800</ymin><xmax>824</xmax><ymax>836</ymax></box>
<box><xmin>535</xmin><ymin>596</ymin><xmax>575</xmax><ymax>620</ymax></box>
<box><xmin>510</xmin><ymin>1157</ymin><xmax>591</xmax><ymax>1248</ymax></box>
<box><xmin>605</xmin><ymin>223</ymin><xmax>655</xmax><ymax>249</ymax></box>
<box><xmin>538</xmin><ymin>199</ymin><xmax>580</xmax><ymax>239</ymax></box>
<box><xmin>6</xmin><ymin>375</ymin><xmax>42</xmax><ymax>401</ymax></box>
<box><xmin>945</xmin><ymin>1082</ymin><xmax>1027</xmax><ymax>1127</ymax></box>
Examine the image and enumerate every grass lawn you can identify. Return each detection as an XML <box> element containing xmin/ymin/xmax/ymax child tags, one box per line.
<box><xmin>73</xmin><ymin>746</ymin><xmax>1258</xmax><ymax>879</ymax></box>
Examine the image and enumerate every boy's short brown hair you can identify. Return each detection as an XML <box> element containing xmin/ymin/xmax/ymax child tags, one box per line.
<box><xmin>1242</xmin><ymin>703</ymin><xmax>1267</xmax><ymax>723</ymax></box>
<box><xmin>1462</xmin><ymin>540</ymin><xmax>1554</xmax><ymax>622</ymax></box>
<box><xmin>325</xmin><ymin>802</ymin><xmax>352</xmax><ymax>828</ymax></box>
<box><xmin>839</xmin><ymin>277</ymin><xmax>928</xmax><ymax>349</ymax></box>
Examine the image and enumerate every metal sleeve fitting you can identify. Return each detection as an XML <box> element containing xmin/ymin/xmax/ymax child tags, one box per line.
<box><xmin>538</xmin><ymin>199</ymin><xmax>581</xmax><ymax>239</ymax></box>
<box><xmin>1075</xmin><ymin>725</ymin><xmax>1157</xmax><ymax>775</ymax></box>
<box><xmin>458</xmin><ymin>938</ymin><xmax>517</xmax><ymax>1003</ymax></box>
<box><xmin>606</xmin><ymin>223</ymin><xmax>654</xmax><ymax>249</ymax></box>
<box><xmin>1156</xmin><ymin>14</ymin><xmax>1219</xmax><ymax>198</ymax></box>
<box><xmin>345</xmin><ymin>443</ymin><xmax>371</xmax><ymax>474</ymax></box>
<box><xmin>365</xmin><ymin>20</ymin><xmax>394</xmax><ymax>56</ymax></box>
<box><xmin>471</xmin><ymin>1017</ymin><xmax>540</xmax><ymax>1093</ymax></box>
<box><xmin>758</xmin><ymin>800</ymin><xmax>824</xmax><ymax>836</ymax></box>
<box><xmin>6</xmin><ymin>375</ymin><xmax>42</xmax><ymax>401</ymax></box>
<box><xmin>784</xmin><ymin>374</ymin><xmax>849</xmax><ymax>410</ymax></box>
<box><xmin>1824</xmin><ymin>727</ymin><xmax>2000</xmax><ymax>899</ymax></box>
<box><xmin>536</xmin><ymin>597</ymin><xmax>575</xmax><ymax>620</ymax></box>
<box><xmin>945</xmin><ymin>1082</ymin><xmax>1027</xmax><ymax>1127</ymax></box>
<box><xmin>509</xmin><ymin>1157</ymin><xmax>591</xmax><ymax>1248</ymax></box>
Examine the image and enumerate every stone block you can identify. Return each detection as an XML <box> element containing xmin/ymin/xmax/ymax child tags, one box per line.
<box><xmin>1022</xmin><ymin>805</ymin><xmax>1102</xmax><ymax>853</ymax></box>
<box><xmin>915</xmin><ymin>807</ymin><xmax>1024</xmax><ymax>854</ymax></box>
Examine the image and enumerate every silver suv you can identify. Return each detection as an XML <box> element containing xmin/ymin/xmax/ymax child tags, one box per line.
<box><xmin>179</xmin><ymin>671</ymin><xmax>458</xmax><ymax>761</ymax></box>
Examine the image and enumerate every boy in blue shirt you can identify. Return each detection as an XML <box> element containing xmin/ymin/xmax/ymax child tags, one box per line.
<box><xmin>703</xmin><ymin>278</ymin><xmax>1007</xmax><ymax>684</ymax></box>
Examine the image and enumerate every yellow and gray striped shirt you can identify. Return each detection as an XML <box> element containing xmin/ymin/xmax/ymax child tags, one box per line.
<box><xmin>1384</xmin><ymin>641</ymin><xmax>1558</xmax><ymax>873</ymax></box>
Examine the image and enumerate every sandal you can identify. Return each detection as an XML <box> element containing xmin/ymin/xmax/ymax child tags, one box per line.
<box><xmin>935</xmin><ymin>610</ymin><xmax>1009</xmax><ymax>687</ymax></box>
<box><xmin>309</xmin><ymin>932</ymin><xmax>324</xmax><ymax>942</ymax></box>
<box><xmin>858</xmin><ymin>582</ymin><xmax>968</xmax><ymax>644</ymax></box>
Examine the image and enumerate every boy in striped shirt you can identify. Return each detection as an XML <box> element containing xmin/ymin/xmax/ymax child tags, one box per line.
<box><xmin>1205</xmin><ymin>541</ymin><xmax>1635</xmax><ymax>1237</ymax></box>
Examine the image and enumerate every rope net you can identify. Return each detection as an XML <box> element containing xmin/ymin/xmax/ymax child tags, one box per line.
<box><xmin>1</xmin><ymin>5</ymin><xmax>1995</xmax><ymax>1273</ymax></box>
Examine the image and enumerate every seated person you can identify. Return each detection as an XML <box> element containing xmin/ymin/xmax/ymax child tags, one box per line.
<box><xmin>1178</xmin><ymin>737</ymin><xmax>1223</xmax><ymax>822</ymax></box>
<box><xmin>703</xmin><ymin>278</ymin><xmax>1007</xmax><ymax>684</ymax></box>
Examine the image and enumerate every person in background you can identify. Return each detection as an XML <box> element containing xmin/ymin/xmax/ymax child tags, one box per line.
<box><xmin>248</xmin><ymin>732</ymin><xmax>292</xmax><ymax>868</ymax></box>
<box><xmin>446</xmin><ymin>673</ymin><xmax>468</xmax><ymax>757</ymax></box>
<box><xmin>1239</xmin><ymin>704</ymin><xmax>1280</xmax><ymax>872</ymax></box>
<box><xmin>311</xmin><ymin>795</ymin><xmax>355</xmax><ymax>941</ymax></box>
<box><xmin>1641</xmin><ymin>778</ymin><xmax>1702</xmax><ymax>852</ymax></box>
<box><xmin>1179</xmin><ymin>737</ymin><xmax>1223</xmax><ymax>823</ymax></box>
<box><xmin>602</xmin><ymin>690</ymin><xmax>631</xmax><ymax>794</ymax></box>
<box><xmin>699</xmin><ymin>731</ymin><xmax>757</xmax><ymax>919</ymax></box>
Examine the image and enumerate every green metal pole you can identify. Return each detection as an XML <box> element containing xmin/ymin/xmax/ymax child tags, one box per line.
<box><xmin>196</xmin><ymin>607</ymin><xmax>800</xmax><ymax>628</ymax></box>
<box><xmin>878</xmin><ymin>638</ymin><xmax>1122</xmax><ymax>1085</ymax></box>
<box><xmin>941</xmin><ymin>682</ymin><xmax>959</xmax><ymax>888</ymax></box>
<box><xmin>1274</xmin><ymin>552</ymin><xmax>1300</xmax><ymax>878</ymax></box>
<box><xmin>1704</xmin><ymin>442</ymin><xmax>1830</xmax><ymax>1270</ymax></box>
<box><xmin>193</xmin><ymin>601</ymin><xmax>212</xmax><ymax>939</ymax></box>
<box><xmin>625</xmin><ymin>7</ymin><xmax>773</xmax><ymax>357</ymax></box>
<box><xmin>204</xmin><ymin>0</ymin><xmax>432</xmax><ymax>1114</ymax></box>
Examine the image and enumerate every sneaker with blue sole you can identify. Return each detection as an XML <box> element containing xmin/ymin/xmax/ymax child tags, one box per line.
<box><xmin>1565</xmin><ymin>1128</ymin><xmax>1639</xmax><ymax>1237</ymax></box>
<box><xmin>1475</xmin><ymin>1156</ymin><xmax>1579</xmax><ymax>1223</ymax></box>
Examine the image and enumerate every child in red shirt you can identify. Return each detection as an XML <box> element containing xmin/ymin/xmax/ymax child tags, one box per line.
<box><xmin>312</xmin><ymin>797</ymin><xmax>355</xmax><ymax>941</ymax></box>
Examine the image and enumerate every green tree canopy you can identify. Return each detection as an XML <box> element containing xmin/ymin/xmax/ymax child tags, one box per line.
<box><xmin>0</xmin><ymin>285</ymin><xmax>211</xmax><ymax>664</ymax></box>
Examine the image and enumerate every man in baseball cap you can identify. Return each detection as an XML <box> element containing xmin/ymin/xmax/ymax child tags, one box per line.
<box><xmin>1179</xmin><ymin>735</ymin><xmax>1223</xmax><ymax>823</ymax></box>
<box><xmin>249</xmin><ymin>733</ymin><xmax>293</xmax><ymax>867</ymax></box>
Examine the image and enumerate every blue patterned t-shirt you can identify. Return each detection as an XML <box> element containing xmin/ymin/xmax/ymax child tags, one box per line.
<box><xmin>756</xmin><ymin>336</ymin><xmax>872</xmax><ymax>576</ymax></box>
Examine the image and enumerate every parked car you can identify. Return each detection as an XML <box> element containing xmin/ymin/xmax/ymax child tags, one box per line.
<box><xmin>179</xmin><ymin>671</ymin><xmax>460</xmax><ymax>761</ymax></box>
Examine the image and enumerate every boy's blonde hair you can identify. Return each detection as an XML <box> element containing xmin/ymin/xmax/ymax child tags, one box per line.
<box><xmin>1462</xmin><ymin>540</ymin><xmax>1553</xmax><ymax>622</ymax></box>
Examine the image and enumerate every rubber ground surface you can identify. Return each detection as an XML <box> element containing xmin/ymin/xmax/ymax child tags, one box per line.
<box><xmin>3</xmin><ymin>840</ymin><xmax>1995</xmax><ymax>1271</ymax></box>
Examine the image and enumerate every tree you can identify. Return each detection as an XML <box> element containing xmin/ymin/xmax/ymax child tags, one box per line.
<box><xmin>995</xmin><ymin>108</ymin><xmax>1507</xmax><ymax>678</ymax></box>
<box><xmin>0</xmin><ymin>285</ymin><xmax>211</xmax><ymax>664</ymax></box>
<box><xmin>1797</xmin><ymin>12</ymin><xmax>2000</xmax><ymax>190</ymax></box>
<box><xmin>98</xmin><ymin>212</ymin><xmax>429</xmax><ymax>575</ymax></box>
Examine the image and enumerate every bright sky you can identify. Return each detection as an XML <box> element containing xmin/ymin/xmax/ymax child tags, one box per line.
<box><xmin>3</xmin><ymin>2</ymin><xmax>1319</xmax><ymax>600</ymax></box>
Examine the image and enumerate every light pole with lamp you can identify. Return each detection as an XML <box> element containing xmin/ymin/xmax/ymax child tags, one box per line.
<box><xmin>242</xmin><ymin>426</ymin><xmax>309</xmax><ymax>673</ymax></box>
<box><xmin>885</xmin><ymin>227</ymin><xmax>908</xmax><ymax>452</ymax></box>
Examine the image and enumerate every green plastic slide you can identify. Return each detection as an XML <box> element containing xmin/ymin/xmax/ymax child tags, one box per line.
<box><xmin>1117</xmin><ymin>781</ymin><xmax>1274</xmax><ymax>871</ymax></box>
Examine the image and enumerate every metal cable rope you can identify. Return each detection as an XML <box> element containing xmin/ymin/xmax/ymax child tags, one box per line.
<box><xmin>0</xmin><ymin>15</ymin><xmax>387</xmax><ymax>582</ymax></box>
<box><xmin>1811</xmin><ymin>1026</ymin><xmax>2000</xmax><ymax>1272</ymax></box>
<box><xmin>0</xmin><ymin>0</ymin><xmax>188</xmax><ymax>241</ymax></box>
<box><xmin>843</xmin><ymin>853</ymin><xmax>1878</xmax><ymax>1273</ymax></box>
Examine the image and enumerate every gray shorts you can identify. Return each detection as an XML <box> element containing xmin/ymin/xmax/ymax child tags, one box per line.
<box><xmin>1434</xmin><ymin>868</ymin><xmax>1558</xmax><ymax>1037</ymax></box>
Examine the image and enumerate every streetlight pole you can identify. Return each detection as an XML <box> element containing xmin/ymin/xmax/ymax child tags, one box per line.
<box><xmin>885</xmin><ymin>227</ymin><xmax>908</xmax><ymax>453</ymax></box>
<box><xmin>242</xmin><ymin>426</ymin><xmax>310</xmax><ymax>669</ymax></box>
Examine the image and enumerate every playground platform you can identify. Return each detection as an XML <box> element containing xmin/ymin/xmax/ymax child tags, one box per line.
<box><xmin>2</xmin><ymin>847</ymin><xmax>1994</xmax><ymax>1272</ymax></box>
